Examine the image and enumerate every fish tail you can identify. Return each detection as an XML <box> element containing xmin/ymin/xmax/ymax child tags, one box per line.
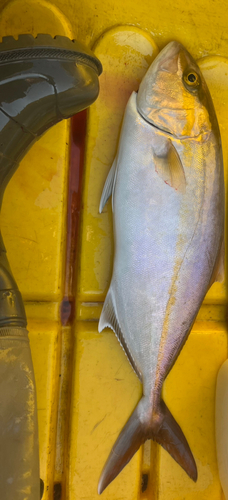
<box><xmin>155</xmin><ymin>400</ymin><xmax>197</xmax><ymax>481</ymax></box>
<box><xmin>98</xmin><ymin>397</ymin><xmax>197</xmax><ymax>494</ymax></box>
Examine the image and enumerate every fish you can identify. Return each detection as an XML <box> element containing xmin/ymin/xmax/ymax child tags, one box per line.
<box><xmin>98</xmin><ymin>41</ymin><xmax>225</xmax><ymax>494</ymax></box>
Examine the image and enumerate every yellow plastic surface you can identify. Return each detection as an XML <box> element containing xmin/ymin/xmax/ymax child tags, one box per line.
<box><xmin>69</xmin><ymin>322</ymin><xmax>142</xmax><ymax>500</ymax></box>
<box><xmin>0</xmin><ymin>1</ymin><xmax>227</xmax><ymax>500</ymax></box>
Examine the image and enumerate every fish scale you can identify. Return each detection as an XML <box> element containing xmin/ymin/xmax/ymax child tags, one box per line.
<box><xmin>98</xmin><ymin>41</ymin><xmax>224</xmax><ymax>494</ymax></box>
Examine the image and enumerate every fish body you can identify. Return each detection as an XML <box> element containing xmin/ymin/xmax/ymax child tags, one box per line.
<box><xmin>98</xmin><ymin>41</ymin><xmax>224</xmax><ymax>493</ymax></box>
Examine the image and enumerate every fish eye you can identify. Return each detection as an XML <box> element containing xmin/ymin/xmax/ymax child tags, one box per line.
<box><xmin>183</xmin><ymin>71</ymin><xmax>200</xmax><ymax>89</ymax></box>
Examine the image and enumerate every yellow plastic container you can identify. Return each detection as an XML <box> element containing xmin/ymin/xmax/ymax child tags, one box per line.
<box><xmin>0</xmin><ymin>0</ymin><xmax>227</xmax><ymax>499</ymax></box>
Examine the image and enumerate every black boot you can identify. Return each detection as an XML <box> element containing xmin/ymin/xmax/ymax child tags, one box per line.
<box><xmin>0</xmin><ymin>34</ymin><xmax>102</xmax><ymax>500</ymax></box>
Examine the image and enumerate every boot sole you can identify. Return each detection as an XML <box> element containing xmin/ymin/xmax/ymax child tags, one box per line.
<box><xmin>0</xmin><ymin>34</ymin><xmax>102</xmax><ymax>74</ymax></box>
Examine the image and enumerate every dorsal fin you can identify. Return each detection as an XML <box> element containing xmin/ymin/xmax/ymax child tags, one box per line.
<box><xmin>209</xmin><ymin>239</ymin><xmax>225</xmax><ymax>289</ymax></box>
<box><xmin>98</xmin><ymin>289</ymin><xmax>142</xmax><ymax>380</ymax></box>
<box><xmin>99</xmin><ymin>158</ymin><xmax>117</xmax><ymax>213</ymax></box>
<box><xmin>153</xmin><ymin>139</ymin><xmax>186</xmax><ymax>194</ymax></box>
<box><xmin>216</xmin><ymin>240</ymin><xmax>225</xmax><ymax>283</ymax></box>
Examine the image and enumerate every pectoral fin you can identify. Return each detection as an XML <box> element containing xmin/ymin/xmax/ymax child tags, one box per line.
<box><xmin>99</xmin><ymin>158</ymin><xmax>117</xmax><ymax>213</ymax></box>
<box><xmin>153</xmin><ymin>139</ymin><xmax>186</xmax><ymax>194</ymax></box>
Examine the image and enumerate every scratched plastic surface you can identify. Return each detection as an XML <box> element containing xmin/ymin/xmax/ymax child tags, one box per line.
<box><xmin>0</xmin><ymin>1</ymin><xmax>227</xmax><ymax>500</ymax></box>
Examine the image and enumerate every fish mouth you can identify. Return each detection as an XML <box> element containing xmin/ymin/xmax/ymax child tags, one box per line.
<box><xmin>141</xmin><ymin>40</ymin><xmax>196</xmax><ymax>78</ymax></box>
<box><xmin>150</xmin><ymin>40</ymin><xmax>183</xmax><ymax>71</ymax></box>
<box><xmin>136</xmin><ymin>40</ymin><xmax>209</xmax><ymax>140</ymax></box>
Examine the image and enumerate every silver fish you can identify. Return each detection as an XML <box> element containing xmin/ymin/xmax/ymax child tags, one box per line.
<box><xmin>98</xmin><ymin>41</ymin><xmax>225</xmax><ymax>494</ymax></box>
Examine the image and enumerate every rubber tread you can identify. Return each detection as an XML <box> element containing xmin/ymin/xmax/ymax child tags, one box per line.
<box><xmin>0</xmin><ymin>326</ymin><xmax>28</xmax><ymax>337</ymax></box>
<box><xmin>0</xmin><ymin>34</ymin><xmax>102</xmax><ymax>74</ymax></box>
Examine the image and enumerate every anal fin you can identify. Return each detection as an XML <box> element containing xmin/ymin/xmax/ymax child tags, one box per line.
<box><xmin>209</xmin><ymin>239</ymin><xmax>225</xmax><ymax>289</ymax></box>
<box><xmin>214</xmin><ymin>239</ymin><xmax>225</xmax><ymax>283</ymax></box>
<box><xmin>98</xmin><ymin>289</ymin><xmax>142</xmax><ymax>380</ymax></box>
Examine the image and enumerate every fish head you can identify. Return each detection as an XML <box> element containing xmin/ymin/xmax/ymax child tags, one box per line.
<box><xmin>137</xmin><ymin>41</ymin><xmax>217</xmax><ymax>139</ymax></box>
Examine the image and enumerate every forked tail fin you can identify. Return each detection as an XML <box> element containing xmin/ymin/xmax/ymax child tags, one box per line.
<box><xmin>98</xmin><ymin>397</ymin><xmax>197</xmax><ymax>494</ymax></box>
